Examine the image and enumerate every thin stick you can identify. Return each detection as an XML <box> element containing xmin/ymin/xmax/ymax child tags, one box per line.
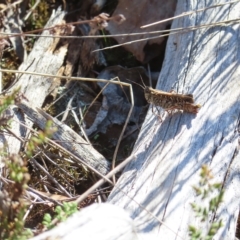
<box><xmin>0</xmin><ymin>69</ymin><xmax>131</xmax><ymax>87</ymax></box>
<box><xmin>0</xmin><ymin>15</ymin><xmax>119</xmax><ymax>40</ymax></box>
<box><xmin>75</xmin><ymin>155</ymin><xmax>133</xmax><ymax>203</ymax></box>
<box><xmin>23</xmin><ymin>196</ymin><xmax>37</xmax><ymax>221</ymax></box>
<box><xmin>82</xmin><ymin>80</ymin><xmax>111</xmax><ymax>120</ymax></box>
<box><xmin>24</xmin><ymin>0</ymin><xmax>41</xmax><ymax>21</ymax></box>
<box><xmin>71</xmin><ymin>108</ymin><xmax>90</xmax><ymax>144</ymax></box>
<box><xmin>61</xmin><ymin>91</ymin><xmax>77</xmax><ymax>122</ymax></box>
<box><xmin>93</xmin><ymin>17</ymin><xmax>240</xmax><ymax>52</ymax></box>
<box><xmin>27</xmin><ymin>186</ymin><xmax>63</xmax><ymax>206</ymax></box>
<box><xmin>0</xmin><ymin>3</ymin><xmax>238</xmax><ymax>40</ymax></box>
<box><xmin>0</xmin><ymin>31</ymin><xmax>166</xmax><ymax>39</ymax></box>
<box><xmin>77</xmin><ymin>98</ymin><xmax>90</xmax><ymax>143</ymax></box>
<box><xmin>0</xmin><ymin>16</ymin><xmax>239</xmax><ymax>60</ymax></box>
<box><xmin>141</xmin><ymin>0</ymin><xmax>240</xmax><ymax>28</ymax></box>
<box><xmin>111</xmin><ymin>78</ymin><xmax>134</xmax><ymax>184</ymax></box>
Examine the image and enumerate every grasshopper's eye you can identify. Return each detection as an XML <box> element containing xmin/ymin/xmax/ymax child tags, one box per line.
<box><xmin>145</xmin><ymin>87</ymin><xmax>150</xmax><ymax>93</ymax></box>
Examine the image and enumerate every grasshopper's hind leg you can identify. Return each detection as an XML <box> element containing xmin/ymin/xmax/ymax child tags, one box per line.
<box><xmin>151</xmin><ymin>105</ymin><xmax>163</xmax><ymax>122</ymax></box>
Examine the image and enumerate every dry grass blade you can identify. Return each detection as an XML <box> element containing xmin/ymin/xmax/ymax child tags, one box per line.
<box><xmin>93</xmin><ymin>17</ymin><xmax>240</xmax><ymax>52</ymax></box>
<box><xmin>23</xmin><ymin>196</ymin><xmax>37</xmax><ymax>221</ymax></box>
<box><xmin>27</xmin><ymin>186</ymin><xmax>64</xmax><ymax>206</ymax></box>
<box><xmin>82</xmin><ymin>80</ymin><xmax>111</xmax><ymax>120</ymax></box>
<box><xmin>141</xmin><ymin>0</ymin><xmax>240</xmax><ymax>28</ymax></box>
<box><xmin>0</xmin><ymin>0</ymin><xmax>238</xmax><ymax>44</ymax></box>
<box><xmin>61</xmin><ymin>91</ymin><xmax>77</xmax><ymax>122</ymax></box>
<box><xmin>71</xmin><ymin>107</ymin><xmax>90</xmax><ymax>144</ymax></box>
<box><xmin>0</xmin><ymin>13</ymin><xmax>125</xmax><ymax>40</ymax></box>
<box><xmin>24</xmin><ymin>0</ymin><xmax>41</xmax><ymax>21</ymax></box>
<box><xmin>0</xmin><ymin>69</ymin><xmax>131</xmax><ymax>87</ymax></box>
<box><xmin>1</xmin><ymin>16</ymin><xmax>239</xmax><ymax>44</ymax></box>
<box><xmin>111</xmin><ymin>78</ymin><xmax>134</xmax><ymax>183</ymax></box>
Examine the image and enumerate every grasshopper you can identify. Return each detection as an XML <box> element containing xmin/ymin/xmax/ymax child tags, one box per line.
<box><xmin>144</xmin><ymin>86</ymin><xmax>201</xmax><ymax>114</ymax></box>
<box><xmin>128</xmin><ymin>78</ymin><xmax>201</xmax><ymax>119</ymax></box>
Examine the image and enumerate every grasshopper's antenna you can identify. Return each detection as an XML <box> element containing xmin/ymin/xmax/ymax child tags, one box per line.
<box><xmin>139</xmin><ymin>75</ymin><xmax>147</xmax><ymax>88</ymax></box>
<box><xmin>147</xmin><ymin>64</ymin><xmax>152</xmax><ymax>88</ymax></box>
<box><xmin>126</xmin><ymin>78</ymin><xmax>145</xmax><ymax>90</ymax></box>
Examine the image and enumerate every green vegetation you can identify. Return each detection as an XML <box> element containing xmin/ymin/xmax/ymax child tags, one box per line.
<box><xmin>42</xmin><ymin>202</ymin><xmax>78</xmax><ymax>230</ymax></box>
<box><xmin>0</xmin><ymin>154</ymin><xmax>33</xmax><ymax>240</ymax></box>
<box><xmin>188</xmin><ymin>165</ymin><xmax>224</xmax><ymax>240</ymax></box>
<box><xmin>26</xmin><ymin>120</ymin><xmax>56</xmax><ymax>157</ymax></box>
<box><xmin>0</xmin><ymin>91</ymin><xmax>58</xmax><ymax>239</ymax></box>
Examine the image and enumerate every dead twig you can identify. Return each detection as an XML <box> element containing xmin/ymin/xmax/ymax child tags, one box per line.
<box><xmin>93</xmin><ymin>17</ymin><xmax>240</xmax><ymax>52</ymax></box>
<box><xmin>141</xmin><ymin>0</ymin><xmax>240</xmax><ymax>28</ymax></box>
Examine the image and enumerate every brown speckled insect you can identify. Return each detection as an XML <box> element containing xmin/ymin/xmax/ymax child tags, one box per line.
<box><xmin>130</xmin><ymin>79</ymin><xmax>201</xmax><ymax>119</ymax></box>
<box><xmin>144</xmin><ymin>86</ymin><xmax>201</xmax><ymax>114</ymax></box>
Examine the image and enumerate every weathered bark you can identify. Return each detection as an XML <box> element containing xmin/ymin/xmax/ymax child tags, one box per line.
<box><xmin>17</xmin><ymin>102</ymin><xmax>110</xmax><ymax>175</ymax></box>
<box><xmin>0</xmin><ymin>8</ymin><xmax>67</xmax><ymax>157</ymax></box>
<box><xmin>30</xmin><ymin>203</ymin><xmax>137</xmax><ymax>240</ymax></box>
<box><xmin>108</xmin><ymin>1</ymin><xmax>240</xmax><ymax>239</ymax></box>
<box><xmin>0</xmin><ymin>8</ymin><xmax>110</xmax><ymax>175</ymax></box>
